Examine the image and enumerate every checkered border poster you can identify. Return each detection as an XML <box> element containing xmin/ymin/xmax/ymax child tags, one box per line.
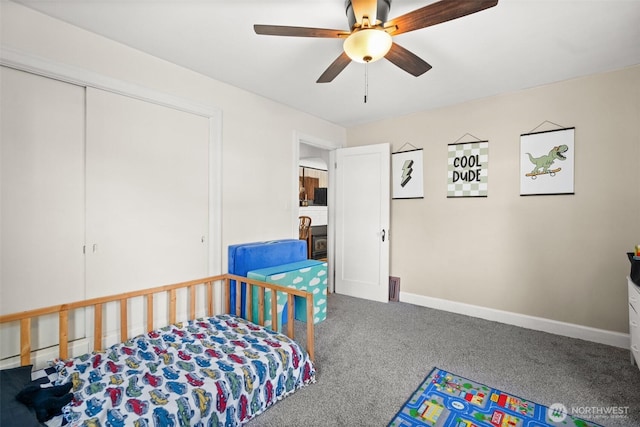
<box><xmin>447</xmin><ymin>141</ymin><xmax>489</xmax><ymax>197</ymax></box>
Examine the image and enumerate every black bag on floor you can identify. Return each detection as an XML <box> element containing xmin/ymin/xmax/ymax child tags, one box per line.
<box><xmin>628</xmin><ymin>253</ymin><xmax>640</xmax><ymax>286</ymax></box>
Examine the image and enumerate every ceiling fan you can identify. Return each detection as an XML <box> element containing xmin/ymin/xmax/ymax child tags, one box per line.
<box><xmin>254</xmin><ymin>0</ymin><xmax>498</xmax><ymax>83</ymax></box>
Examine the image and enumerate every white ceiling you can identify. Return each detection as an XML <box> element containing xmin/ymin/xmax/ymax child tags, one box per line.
<box><xmin>13</xmin><ymin>0</ymin><xmax>640</xmax><ymax>128</ymax></box>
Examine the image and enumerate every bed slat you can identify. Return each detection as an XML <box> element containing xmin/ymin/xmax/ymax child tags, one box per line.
<box><xmin>258</xmin><ymin>288</ymin><xmax>265</xmax><ymax>326</ymax></box>
<box><xmin>287</xmin><ymin>294</ymin><xmax>294</xmax><ymax>338</ymax></box>
<box><xmin>169</xmin><ymin>289</ymin><xmax>177</xmax><ymax>325</ymax></box>
<box><xmin>94</xmin><ymin>304</ymin><xmax>103</xmax><ymax>351</ymax></box>
<box><xmin>189</xmin><ymin>285</ymin><xmax>196</xmax><ymax>320</ymax></box>
<box><xmin>223</xmin><ymin>277</ymin><xmax>230</xmax><ymax>314</ymax></box>
<box><xmin>235</xmin><ymin>282</ymin><xmax>241</xmax><ymax>316</ymax></box>
<box><xmin>147</xmin><ymin>294</ymin><xmax>154</xmax><ymax>332</ymax></box>
<box><xmin>119</xmin><ymin>298</ymin><xmax>127</xmax><ymax>343</ymax></box>
<box><xmin>59</xmin><ymin>310</ymin><xmax>68</xmax><ymax>360</ymax></box>
<box><xmin>246</xmin><ymin>284</ymin><xmax>253</xmax><ymax>323</ymax></box>
<box><xmin>20</xmin><ymin>318</ymin><xmax>30</xmax><ymax>367</ymax></box>
<box><xmin>206</xmin><ymin>280</ymin><xmax>214</xmax><ymax>317</ymax></box>
<box><xmin>271</xmin><ymin>289</ymin><xmax>278</xmax><ymax>329</ymax></box>
<box><xmin>307</xmin><ymin>297</ymin><xmax>314</xmax><ymax>360</ymax></box>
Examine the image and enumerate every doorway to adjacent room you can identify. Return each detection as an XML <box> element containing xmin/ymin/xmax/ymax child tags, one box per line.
<box><xmin>298</xmin><ymin>155</ymin><xmax>329</xmax><ymax>261</ymax></box>
<box><xmin>295</xmin><ymin>133</ymin><xmax>338</xmax><ymax>292</ymax></box>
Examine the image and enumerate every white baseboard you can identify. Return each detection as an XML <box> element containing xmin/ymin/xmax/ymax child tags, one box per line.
<box><xmin>0</xmin><ymin>339</ymin><xmax>91</xmax><ymax>370</ymax></box>
<box><xmin>399</xmin><ymin>291</ymin><xmax>630</xmax><ymax>349</ymax></box>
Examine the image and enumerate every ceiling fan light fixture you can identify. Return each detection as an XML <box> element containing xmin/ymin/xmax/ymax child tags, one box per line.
<box><xmin>343</xmin><ymin>29</ymin><xmax>392</xmax><ymax>63</ymax></box>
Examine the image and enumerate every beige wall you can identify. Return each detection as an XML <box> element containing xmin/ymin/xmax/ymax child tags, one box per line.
<box><xmin>347</xmin><ymin>66</ymin><xmax>640</xmax><ymax>334</ymax></box>
<box><xmin>3</xmin><ymin>2</ymin><xmax>639</xmax><ymax>336</ymax></box>
<box><xmin>1</xmin><ymin>2</ymin><xmax>346</xmax><ymax>267</ymax></box>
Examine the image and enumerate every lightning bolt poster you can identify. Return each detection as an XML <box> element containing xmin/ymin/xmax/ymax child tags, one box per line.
<box><xmin>392</xmin><ymin>149</ymin><xmax>424</xmax><ymax>199</ymax></box>
<box><xmin>447</xmin><ymin>141</ymin><xmax>489</xmax><ymax>197</ymax></box>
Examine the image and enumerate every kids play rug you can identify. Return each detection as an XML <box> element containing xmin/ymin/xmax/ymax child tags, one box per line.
<box><xmin>388</xmin><ymin>367</ymin><xmax>603</xmax><ymax>427</ymax></box>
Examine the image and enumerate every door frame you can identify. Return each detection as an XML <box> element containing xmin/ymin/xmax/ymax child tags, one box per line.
<box><xmin>293</xmin><ymin>131</ymin><xmax>344</xmax><ymax>293</ymax></box>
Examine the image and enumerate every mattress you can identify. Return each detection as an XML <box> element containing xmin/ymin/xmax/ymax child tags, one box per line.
<box><xmin>53</xmin><ymin>314</ymin><xmax>315</xmax><ymax>426</ymax></box>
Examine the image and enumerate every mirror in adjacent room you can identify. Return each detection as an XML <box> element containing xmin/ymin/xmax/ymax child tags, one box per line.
<box><xmin>299</xmin><ymin>165</ymin><xmax>328</xmax><ymax>207</ymax></box>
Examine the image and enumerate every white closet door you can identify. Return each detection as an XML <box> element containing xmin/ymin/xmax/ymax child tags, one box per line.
<box><xmin>0</xmin><ymin>67</ymin><xmax>85</xmax><ymax>313</ymax></box>
<box><xmin>1</xmin><ymin>67</ymin><xmax>86</xmax><ymax>359</ymax></box>
<box><xmin>85</xmin><ymin>88</ymin><xmax>209</xmax><ymax>298</ymax></box>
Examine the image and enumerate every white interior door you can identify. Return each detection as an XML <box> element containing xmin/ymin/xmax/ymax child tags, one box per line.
<box><xmin>333</xmin><ymin>143</ymin><xmax>390</xmax><ymax>302</ymax></box>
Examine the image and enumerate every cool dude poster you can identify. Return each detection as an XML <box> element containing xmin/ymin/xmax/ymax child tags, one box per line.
<box><xmin>447</xmin><ymin>141</ymin><xmax>488</xmax><ymax>197</ymax></box>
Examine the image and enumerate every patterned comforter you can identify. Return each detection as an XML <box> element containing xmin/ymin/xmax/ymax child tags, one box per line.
<box><xmin>54</xmin><ymin>314</ymin><xmax>315</xmax><ymax>426</ymax></box>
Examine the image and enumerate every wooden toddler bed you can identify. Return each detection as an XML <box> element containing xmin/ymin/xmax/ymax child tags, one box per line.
<box><xmin>0</xmin><ymin>274</ymin><xmax>316</xmax><ymax>426</ymax></box>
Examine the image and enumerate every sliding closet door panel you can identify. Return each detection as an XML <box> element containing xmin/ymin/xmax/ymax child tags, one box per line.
<box><xmin>85</xmin><ymin>88</ymin><xmax>209</xmax><ymax>299</ymax></box>
<box><xmin>1</xmin><ymin>67</ymin><xmax>86</xmax><ymax>358</ymax></box>
<box><xmin>0</xmin><ymin>67</ymin><xmax>85</xmax><ymax>312</ymax></box>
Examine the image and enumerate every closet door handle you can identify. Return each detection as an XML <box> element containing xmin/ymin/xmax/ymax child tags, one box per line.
<box><xmin>381</xmin><ymin>229</ymin><xmax>386</xmax><ymax>242</ymax></box>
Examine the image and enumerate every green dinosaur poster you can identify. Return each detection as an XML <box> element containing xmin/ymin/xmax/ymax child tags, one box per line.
<box><xmin>520</xmin><ymin>127</ymin><xmax>575</xmax><ymax>195</ymax></box>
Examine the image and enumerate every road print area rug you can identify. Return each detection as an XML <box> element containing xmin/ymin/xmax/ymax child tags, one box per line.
<box><xmin>388</xmin><ymin>367</ymin><xmax>603</xmax><ymax>427</ymax></box>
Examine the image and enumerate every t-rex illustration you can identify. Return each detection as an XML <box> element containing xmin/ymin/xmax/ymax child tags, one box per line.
<box><xmin>526</xmin><ymin>145</ymin><xmax>568</xmax><ymax>175</ymax></box>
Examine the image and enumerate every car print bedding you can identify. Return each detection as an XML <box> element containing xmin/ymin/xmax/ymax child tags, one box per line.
<box><xmin>53</xmin><ymin>314</ymin><xmax>315</xmax><ymax>426</ymax></box>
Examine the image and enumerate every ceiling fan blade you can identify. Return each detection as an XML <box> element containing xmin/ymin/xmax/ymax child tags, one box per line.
<box><xmin>351</xmin><ymin>0</ymin><xmax>378</xmax><ymax>26</ymax></box>
<box><xmin>385</xmin><ymin>43</ymin><xmax>432</xmax><ymax>77</ymax></box>
<box><xmin>254</xmin><ymin>24</ymin><xmax>348</xmax><ymax>38</ymax></box>
<box><xmin>317</xmin><ymin>52</ymin><xmax>352</xmax><ymax>83</ymax></box>
<box><xmin>385</xmin><ymin>0</ymin><xmax>498</xmax><ymax>36</ymax></box>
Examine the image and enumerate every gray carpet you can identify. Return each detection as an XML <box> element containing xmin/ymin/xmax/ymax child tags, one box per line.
<box><xmin>246</xmin><ymin>293</ymin><xmax>640</xmax><ymax>427</ymax></box>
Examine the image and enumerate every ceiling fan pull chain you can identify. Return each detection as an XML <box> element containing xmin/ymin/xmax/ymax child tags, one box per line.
<box><xmin>364</xmin><ymin>62</ymin><xmax>368</xmax><ymax>103</ymax></box>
